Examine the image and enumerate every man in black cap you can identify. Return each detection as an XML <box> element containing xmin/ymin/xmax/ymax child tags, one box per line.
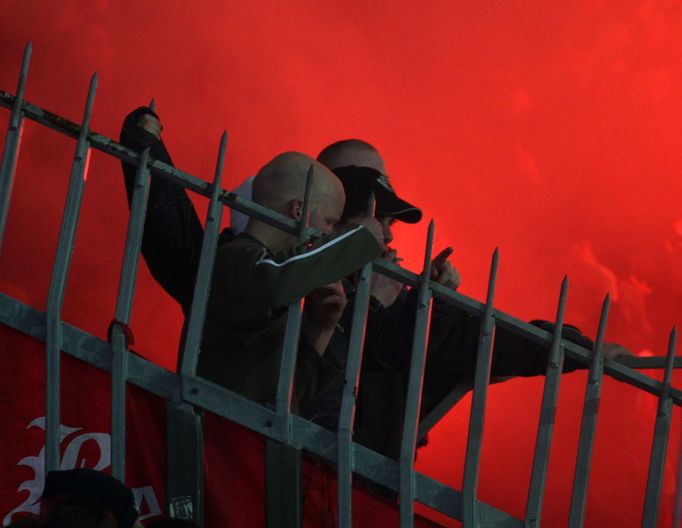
<box><xmin>303</xmin><ymin>143</ymin><xmax>610</xmax><ymax>460</ymax></box>
<box><xmin>40</xmin><ymin>469</ymin><xmax>140</xmax><ymax>528</ymax></box>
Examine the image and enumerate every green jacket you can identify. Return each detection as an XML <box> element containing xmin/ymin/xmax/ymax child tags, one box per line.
<box><xmin>198</xmin><ymin>224</ymin><xmax>381</xmax><ymax>411</ymax></box>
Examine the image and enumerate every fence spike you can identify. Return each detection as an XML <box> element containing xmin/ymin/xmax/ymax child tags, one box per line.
<box><xmin>45</xmin><ymin>72</ymin><xmax>99</xmax><ymax>473</ymax></box>
<box><xmin>462</xmin><ymin>245</ymin><xmax>500</xmax><ymax>526</ymax></box>
<box><xmin>569</xmin><ymin>293</ymin><xmax>611</xmax><ymax>526</ymax></box>
<box><xmin>642</xmin><ymin>326</ymin><xmax>677</xmax><ymax>526</ymax></box>
<box><xmin>0</xmin><ymin>42</ymin><xmax>33</xmax><ymax>252</ymax></box>
<box><xmin>180</xmin><ymin>130</ymin><xmax>228</xmax><ymax>377</ymax></box>
<box><xmin>399</xmin><ymin>219</ymin><xmax>435</xmax><ymax>527</ymax></box>
<box><xmin>525</xmin><ymin>276</ymin><xmax>569</xmax><ymax>526</ymax></box>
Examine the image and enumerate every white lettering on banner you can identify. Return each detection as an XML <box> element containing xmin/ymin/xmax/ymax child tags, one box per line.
<box><xmin>3</xmin><ymin>417</ymin><xmax>161</xmax><ymax>525</ymax></box>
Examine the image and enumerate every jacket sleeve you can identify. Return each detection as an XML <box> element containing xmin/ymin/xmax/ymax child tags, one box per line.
<box><xmin>354</xmin><ymin>288</ymin><xmax>594</xmax><ymax>417</ymax></box>
<box><xmin>120</xmin><ymin>107</ymin><xmax>204</xmax><ymax>309</ymax></box>
<box><xmin>294</xmin><ymin>315</ymin><xmax>344</xmax><ymax>413</ymax></box>
<box><xmin>420</xmin><ymin>305</ymin><xmax>594</xmax><ymax>415</ymax></box>
<box><xmin>250</xmin><ymin>225</ymin><xmax>382</xmax><ymax>306</ymax></box>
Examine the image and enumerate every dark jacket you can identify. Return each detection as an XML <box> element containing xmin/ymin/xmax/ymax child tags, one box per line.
<box><xmin>303</xmin><ymin>285</ymin><xmax>592</xmax><ymax>459</ymax></box>
<box><xmin>120</xmin><ymin>107</ymin><xmax>382</xmax><ymax>410</ymax></box>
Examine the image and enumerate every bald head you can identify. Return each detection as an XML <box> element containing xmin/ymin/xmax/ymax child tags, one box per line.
<box><xmin>250</xmin><ymin>152</ymin><xmax>345</xmax><ymax>239</ymax></box>
<box><xmin>316</xmin><ymin>139</ymin><xmax>387</xmax><ymax>176</ymax></box>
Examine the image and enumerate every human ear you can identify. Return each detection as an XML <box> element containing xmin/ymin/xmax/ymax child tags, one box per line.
<box><xmin>289</xmin><ymin>198</ymin><xmax>303</xmax><ymax>220</ymax></box>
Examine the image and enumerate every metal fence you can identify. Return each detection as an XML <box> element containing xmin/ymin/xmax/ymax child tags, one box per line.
<box><xmin>1</xmin><ymin>43</ymin><xmax>680</xmax><ymax>527</ymax></box>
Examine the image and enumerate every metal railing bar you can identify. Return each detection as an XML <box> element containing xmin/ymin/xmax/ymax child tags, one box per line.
<box><xmin>291</xmin><ymin>416</ymin><xmax>524</xmax><ymax>526</ymax></box>
<box><xmin>266</xmin><ymin>167</ymin><xmax>312</xmax><ymax>528</ymax></box>
<box><xmin>0</xmin><ymin>88</ymin><xmax>681</xmax><ymax>376</ymax></box>
<box><xmin>399</xmin><ymin>220</ymin><xmax>435</xmax><ymax>527</ymax></box>
<box><xmin>182</xmin><ymin>374</ymin><xmax>284</xmax><ymax>438</ymax></box>
<box><xmin>525</xmin><ymin>276</ymin><xmax>569</xmax><ymax>527</ymax></box>
<box><xmin>110</xmin><ymin>147</ymin><xmax>152</xmax><ymax>481</ymax></box>
<box><xmin>274</xmin><ymin>165</ymin><xmax>314</xmax><ymax>440</ymax></box>
<box><xmin>338</xmin><ymin>193</ymin><xmax>375</xmax><ymax>528</ymax></box>
<box><xmin>462</xmin><ymin>248</ymin><xmax>499</xmax><ymax>527</ymax></box>
<box><xmin>2</xmin><ymin>84</ymin><xmax>681</xmax><ymax>525</ymax></box>
<box><xmin>44</xmin><ymin>73</ymin><xmax>98</xmax><ymax>473</ymax></box>
<box><xmin>642</xmin><ymin>326</ymin><xmax>678</xmax><ymax>527</ymax></box>
<box><xmin>0</xmin><ymin>89</ymin><xmax>678</xmax><ymax>365</ymax></box>
<box><xmin>616</xmin><ymin>356</ymin><xmax>682</xmax><ymax>369</ymax></box>
<box><xmin>0</xmin><ymin>43</ymin><xmax>31</xmax><ymax>253</ymax></box>
<box><xmin>568</xmin><ymin>294</ymin><xmax>610</xmax><ymax>527</ymax></box>
<box><xmin>1</xmin><ymin>293</ymin><xmax>177</xmax><ymax>399</ymax></box>
<box><xmin>180</xmin><ymin>131</ymin><xmax>228</xmax><ymax>376</ymax></box>
<box><xmin>0</xmin><ymin>291</ymin><xmax>526</xmax><ymax>527</ymax></box>
<box><xmin>419</xmin><ymin>355</ymin><xmax>682</xmax><ymax>443</ymax></box>
<box><xmin>673</xmin><ymin>415</ymin><xmax>682</xmax><ymax>528</ymax></box>
<box><xmin>0</xmin><ymin>91</ymin><xmax>312</xmax><ymax>239</ymax></box>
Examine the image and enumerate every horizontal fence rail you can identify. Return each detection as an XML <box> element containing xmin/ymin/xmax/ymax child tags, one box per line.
<box><xmin>0</xmin><ymin>47</ymin><xmax>680</xmax><ymax>528</ymax></box>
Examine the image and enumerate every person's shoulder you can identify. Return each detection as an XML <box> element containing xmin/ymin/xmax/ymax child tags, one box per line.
<box><xmin>216</xmin><ymin>233</ymin><xmax>266</xmax><ymax>261</ymax></box>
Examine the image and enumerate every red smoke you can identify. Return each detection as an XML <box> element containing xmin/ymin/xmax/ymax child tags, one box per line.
<box><xmin>1</xmin><ymin>1</ymin><xmax>681</xmax><ymax>525</ymax></box>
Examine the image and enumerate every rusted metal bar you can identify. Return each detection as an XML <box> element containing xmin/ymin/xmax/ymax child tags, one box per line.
<box><xmin>45</xmin><ymin>73</ymin><xmax>98</xmax><ymax>473</ymax></box>
<box><xmin>399</xmin><ymin>220</ymin><xmax>434</xmax><ymax>527</ymax></box>
<box><xmin>0</xmin><ymin>42</ymin><xmax>31</xmax><ymax>253</ymax></box>
<box><xmin>462</xmin><ymin>248</ymin><xmax>499</xmax><ymax>527</ymax></box>
<box><xmin>525</xmin><ymin>276</ymin><xmax>569</xmax><ymax>527</ymax></box>
<box><xmin>338</xmin><ymin>193</ymin><xmax>375</xmax><ymax>528</ymax></box>
<box><xmin>110</xmin><ymin>147</ymin><xmax>151</xmax><ymax>480</ymax></box>
<box><xmin>180</xmin><ymin>131</ymin><xmax>228</xmax><ymax>376</ymax></box>
<box><xmin>641</xmin><ymin>326</ymin><xmax>678</xmax><ymax>527</ymax></box>
<box><xmin>568</xmin><ymin>294</ymin><xmax>610</xmax><ymax>527</ymax></box>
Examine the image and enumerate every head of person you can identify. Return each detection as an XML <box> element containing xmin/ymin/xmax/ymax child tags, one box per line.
<box><xmin>247</xmin><ymin>151</ymin><xmax>346</xmax><ymax>247</ymax></box>
<box><xmin>317</xmin><ymin>139</ymin><xmax>387</xmax><ymax>175</ymax></box>
<box><xmin>43</xmin><ymin>495</ymin><xmax>115</xmax><ymax>528</ymax></box>
<box><xmin>316</xmin><ymin>140</ymin><xmax>422</xmax><ymax>252</ymax></box>
<box><xmin>330</xmin><ymin>165</ymin><xmax>421</xmax><ymax>251</ymax></box>
<box><xmin>41</xmin><ymin>469</ymin><xmax>139</xmax><ymax>528</ymax></box>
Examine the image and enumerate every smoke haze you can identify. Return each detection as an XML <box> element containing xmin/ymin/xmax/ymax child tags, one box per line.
<box><xmin>1</xmin><ymin>1</ymin><xmax>681</xmax><ymax>525</ymax></box>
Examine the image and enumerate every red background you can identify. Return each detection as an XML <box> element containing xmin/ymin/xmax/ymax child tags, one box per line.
<box><xmin>1</xmin><ymin>1</ymin><xmax>681</xmax><ymax>525</ymax></box>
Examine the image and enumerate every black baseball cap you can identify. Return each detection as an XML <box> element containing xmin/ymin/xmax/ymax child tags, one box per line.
<box><xmin>42</xmin><ymin>469</ymin><xmax>138</xmax><ymax>528</ymax></box>
<box><xmin>332</xmin><ymin>165</ymin><xmax>422</xmax><ymax>224</ymax></box>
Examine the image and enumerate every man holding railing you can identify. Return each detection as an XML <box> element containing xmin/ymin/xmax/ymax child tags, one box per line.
<box><xmin>120</xmin><ymin>108</ymin><xmax>628</xmax><ymax>458</ymax></box>
<box><xmin>120</xmin><ymin>108</ymin><xmax>384</xmax><ymax>412</ymax></box>
<box><xmin>302</xmin><ymin>140</ymin><xmax>631</xmax><ymax>460</ymax></box>
<box><xmin>198</xmin><ymin>151</ymin><xmax>384</xmax><ymax>411</ymax></box>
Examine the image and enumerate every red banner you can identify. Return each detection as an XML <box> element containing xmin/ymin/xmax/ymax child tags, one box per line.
<box><xmin>1</xmin><ymin>326</ymin><xmax>440</xmax><ymax>527</ymax></box>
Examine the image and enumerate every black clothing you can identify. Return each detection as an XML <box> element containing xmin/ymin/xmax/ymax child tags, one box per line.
<box><xmin>120</xmin><ymin>106</ymin><xmax>203</xmax><ymax>312</ymax></box>
<box><xmin>198</xmin><ymin>228</ymin><xmax>380</xmax><ymax>411</ymax></box>
<box><xmin>119</xmin><ymin>107</ymin><xmax>593</xmax><ymax>458</ymax></box>
<box><xmin>303</xmin><ymin>286</ymin><xmax>592</xmax><ymax>459</ymax></box>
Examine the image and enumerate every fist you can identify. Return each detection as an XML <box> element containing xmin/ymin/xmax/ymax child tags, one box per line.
<box><xmin>430</xmin><ymin>247</ymin><xmax>461</xmax><ymax>290</ymax></box>
<box><xmin>306</xmin><ymin>281</ymin><xmax>348</xmax><ymax>330</ymax></box>
<box><xmin>136</xmin><ymin>113</ymin><xmax>163</xmax><ymax>140</ymax></box>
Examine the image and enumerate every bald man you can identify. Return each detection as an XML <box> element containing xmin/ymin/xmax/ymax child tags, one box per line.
<box><xmin>120</xmin><ymin>108</ymin><xmax>384</xmax><ymax>407</ymax></box>
<box><xmin>198</xmin><ymin>153</ymin><xmax>383</xmax><ymax>409</ymax></box>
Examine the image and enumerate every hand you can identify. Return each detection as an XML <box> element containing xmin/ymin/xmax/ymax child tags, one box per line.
<box><xmin>602</xmin><ymin>342</ymin><xmax>634</xmax><ymax>360</ymax></box>
<box><xmin>354</xmin><ymin>215</ymin><xmax>384</xmax><ymax>246</ymax></box>
<box><xmin>430</xmin><ymin>247</ymin><xmax>460</xmax><ymax>290</ymax></box>
<box><xmin>370</xmin><ymin>248</ymin><xmax>403</xmax><ymax>308</ymax></box>
<box><xmin>306</xmin><ymin>281</ymin><xmax>348</xmax><ymax>331</ymax></box>
<box><xmin>136</xmin><ymin>113</ymin><xmax>162</xmax><ymax>139</ymax></box>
